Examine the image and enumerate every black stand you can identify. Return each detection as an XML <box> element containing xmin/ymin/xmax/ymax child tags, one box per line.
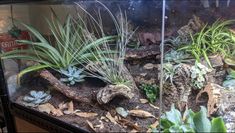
<box><xmin>0</xmin><ymin>60</ymin><xmax>16</xmax><ymax>133</ymax></box>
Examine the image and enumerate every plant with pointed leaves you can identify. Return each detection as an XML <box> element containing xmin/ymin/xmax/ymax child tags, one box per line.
<box><xmin>0</xmin><ymin>12</ymin><xmax>115</xmax><ymax>79</ymax></box>
<box><xmin>78</xmin><ymin>1</ymin><xmax>136</xmax><ymax>87</ymax></box>
<box><xmin>59</xmin><ymin>66</ymin><xmax>86</xmax><ymax>86</ymax></box>
<box><xmin>163</xmin><ymin>63</ymin><xmax>180</xmax><ymax>85</ymax></box>
<box><xmin>179</xmin><ymin>20</ymin><xmax>235</xmax><ymax>68</ymax></box>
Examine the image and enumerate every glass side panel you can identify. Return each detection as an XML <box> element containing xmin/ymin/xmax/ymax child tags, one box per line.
<box><xmin>163</xmin><ymin>0</ymin><xmax>235</xmax><ymax>132</ymax></box>
<box><xmin>0</xmin><ymin>1</ymin><xmax>163</xmax><ymax>132</ymax></box>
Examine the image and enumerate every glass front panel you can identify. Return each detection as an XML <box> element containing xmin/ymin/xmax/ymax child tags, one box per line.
<box><xmin>0</xmin><ymin>1</ymin><xmax>163</xmax><ymax>132</ymax></box>
<box><xmin>163</xmin><ymin>0</ymin><xmax>235</xmax><ymax>132</ymax></box>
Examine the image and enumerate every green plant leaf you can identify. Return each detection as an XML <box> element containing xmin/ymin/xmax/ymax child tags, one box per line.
<box><xmin>193</xmin><ymin>106</ymin><xmax>211</xmax><ymax>132</ymax></box>
<box><xmin>210</xmin><ymin>117</ymin><xmax>226</xmax><ymax>132</ymax></box>
<box><xmin>169</xmin><ymin>125</ymin><xmax>183</xmax><ymax>133</ymax></box>
<box><xmin>165</xmin><ymin>104</ymin><xmax>182</xmax><ymax>125</ymax></box>
<box><xmin>160</xmin><ymin>119</ymin><xmax>174</xmax><ymax>129</ymax></box>
<box><xmin>18</xmin><ymin>64</ymin><xmax>49</xmax><ymax>79</ymax></box>
<box><xmin>180</xmin><ymin>125</ymin><xmax>195</xmax><ymax>133</ymax></box>
<box><xmin>183</xmin><ymin>109</ymin><xmax>195</xmax><ymax>129</ymax></box>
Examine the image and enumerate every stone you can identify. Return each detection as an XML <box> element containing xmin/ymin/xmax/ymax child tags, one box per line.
<box><xmin>143</xmin><ymin>63</ymin><xmax>155</xmax><ymax>70</ymax></box>
<box><xmin>115</xmin><ymin>107</ymin><xmax>128</xmax><ymax>118</ymax></box>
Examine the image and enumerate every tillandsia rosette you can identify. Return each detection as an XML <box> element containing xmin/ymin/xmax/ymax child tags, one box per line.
<box><xmin>22</xmin><ymin>90</ymin><xmax>51</xmax><ymax>107</ymax></box>
<box><xmin>164</xmin><ymin>50</ymin><xmax>190</xmax><ymax>63</ymax></box>
<box><xmin>190</xmin><ymin>63</ymin><xmax>211</xmax><ymax>89</ymax></box>
<box><xmin>59</xmin><ymin>66</ymin><xmax>86</xmax><ymax>86</ymax></box>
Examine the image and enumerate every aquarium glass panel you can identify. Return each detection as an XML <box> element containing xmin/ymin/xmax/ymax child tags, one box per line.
<box><xmin>163</xmin><ymin>0</ymin><xmax>235</xmax><ymax>132</ymax></box>
<box><xmin>0</xmin><ymin>0</ymin><xmax>164</xmax><ymax>132</ymax></box>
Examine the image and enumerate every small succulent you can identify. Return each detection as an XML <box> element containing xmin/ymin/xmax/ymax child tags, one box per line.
<box><xmin>59</xmin><ymin>66</ymin><xmax>86</xmax><ymax>86</ymax></box>
<box><xmin>139</xmin><ymin>83</ymin><xmax>159</xmax><ymax>103</ymax></box>
<box><xmin>222</xmin><ymin>70</ymin><xmax>235</xmax><ymax>90</ymax></box>
<box><xmin>23</xmin><ymin>90</ymin><xmax>51</xmax><ymax>107</ymax></box>
<box><xmin>190</xmin><ymin>62</ymin><xmax>211</xmax><ymax>89</ymax></box>
<box><xmin>165</xmin><ymin>36</ymin><xmax>190</xmax><ymax>47</ymax></box>
<box><xmin>163</xmin><ymin>63</ymin><xmax>180</xmax><ymax>85</ymax></box>
<box><xmin>164</xmin><ymin>50</ymin><xmax>189</xmax><ymax>63</ymax></box>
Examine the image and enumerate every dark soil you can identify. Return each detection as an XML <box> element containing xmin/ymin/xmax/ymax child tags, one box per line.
<box><xmin>13</xmin><ymin>76</ymin><xmax>160</xmax><ymax>132</ymax></box>
<box><xmin>13</xmin><ymin>73</ymin><xmax>205</xmax><ymax>132</ymax></box>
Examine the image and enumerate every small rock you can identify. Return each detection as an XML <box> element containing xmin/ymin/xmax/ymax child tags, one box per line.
<box><xmin>140</xmin><ymin>73</ymin><xmax>147</xmax><ymax>77</ymax></box>
<box><xmin>140</xmin><ymin>99</ymin><xmax>148</xmax><ymax>104</ymax></box>
<box><xmin>143</xmin><ymin>63</ymin><xmax>154</xmax><ymax>70</ymax></box>
<box><xmin>115</xmin><ymin>107</ymin><xmax>128</xmax><ymax>118</ymax></box>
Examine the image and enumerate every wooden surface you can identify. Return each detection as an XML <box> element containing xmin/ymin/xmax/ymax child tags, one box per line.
<box><xmin>14</xmin><ymin>117</ymin><xmax>48</xmax><ymax>132</ymax></box>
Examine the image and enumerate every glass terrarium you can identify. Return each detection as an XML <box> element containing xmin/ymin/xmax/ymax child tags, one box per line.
<box><xmin>0</xmin><ymin>0</ymin><xmax>234</xmax><ymax>132</ymax></box>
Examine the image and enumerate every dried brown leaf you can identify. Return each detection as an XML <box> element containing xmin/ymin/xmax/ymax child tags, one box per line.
<box><xmin>149</xmin><ymin>104</ymin><xmax>159</xmax><ymax>109</ymax></box>
<box><xmin>51</xmin><ymin>108</ymin><xmax>63</xmax><ymax>116</ymax></box>
<box><xmin>58</xmin><ymin>102</ymin><xmax>67</xmax><ymax>110</ymax></box>
<box><xmin>140</xmin><ymin>99</ymin><xmax>148</xmax><ymax>104</ymax></box>
<box><xmin>67</xmin><ymin>101</ymin><xmax>74</xmax><ymax>112</ymax></box>
<box><xmin>150</xmin><ymin>120</ymin><xmax>159</xmax><ymax>128</ymax></box>
<box><xmin>100</xmin><ymin>116</ymin><xmax>109</xmax><ymax>122</ymax></box>
<box><xmin>75</xmin><ymin>112</ymin><xmax>98</xmax><ymax>118</ymax></box>
<box><xmin>64</xmin><ymin>101</ymin><xmax>74</xmax><ymax>114</ymax></box>
<box><xmin>129</xmin><ymin>109</ymin><xmax>155</xmax><ymax>118</ymax></box>
<box><xmin>38</xmin><ymin>103</ymin><xmax>55</xmax><ymax>114</ymax></box>
<box><xmin>106</xmin><ymin>112</ymin><xmax>117</xmax><ymax>124</ymax></box>
<box><xmin>38</xmin><ymin>103</ymin><xmax>63</xmax><ymax>116</ymax></box>
<box><xmin>130</xmin><ymin>129</ymin><xmax>138</xmax><ymax>132</ymax></box>
<box><xmin>147</xmin><ymin>120</ymin><xmax>159</xmax><ymax>132</ymax></box>
<box><xmin>86</xmin><ymin>120</ymin><xmax>96</xmax><ymax>132</ymax></box>
<box><xmin>118</xmin><ymin>118</ymin><xmax>141</xmax><ymax>131</ymax></box>
<box><xmin>94</xmin><ymin>120</ymin><xmax>104</xmax><ymax>129</ymax></box>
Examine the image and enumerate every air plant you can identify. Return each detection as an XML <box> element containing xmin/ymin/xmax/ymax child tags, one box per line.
<box><xmin>163</xmin><ymin>63</ymin><xmax>180</xmax><ymax>85</ymax></box>
<box><xmin>22</xmin><ymin>90</ymin><xmax>51</xmax><ymax>107</ymax></box>
<box><xmin>0</xmin><ymin>11</ymin><xmax>115</xmax><ymax>79</ymax></box>
<box><xmin>79</xmin><ymin>2</ymin><xmax>136</xmax><ymax>87</ymax></box>
<box><xmin>190</xmin><ymin>62</ymin><xmax>211</xmax><ymax>89</ymax></box>
<box><xmin>60</xmin><ymin>66</ymin><xmax>86</xmax><ymax>86</ymax></box>
<box><xmin>164</xmin><ymin>50</ymin><xmax>190</xmax><ymax>63</ymax></box>
<box><xmin>179</xmin><ymin>20</ymin><xmax>235</xmax><ymax>68</ymax></box>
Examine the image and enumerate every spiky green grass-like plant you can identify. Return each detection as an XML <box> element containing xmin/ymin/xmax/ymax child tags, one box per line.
<box><xmin>179</xmin><ymin>20</ymin><xmax>235</xmax><ymax>67</ymax></box>
<box><xmin>0</xmin><ymin>13</ymin><xmax>115</xmax><ymax>79</ymax></box>
<box><xmin>76</xmin><ymin>2</ymin><xmax>136</xmax><ymax>86</ymax></box>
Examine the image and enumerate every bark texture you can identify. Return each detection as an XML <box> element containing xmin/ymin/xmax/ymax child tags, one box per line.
<box><xmin>39</xmin><ymin>70</ymin><xmax>91</xmax><ymax>103</ymax></box>
<box><xmin>96</xmin><ymin>66</ymin><xmax>138</xmax><ymax>104</ymax></box>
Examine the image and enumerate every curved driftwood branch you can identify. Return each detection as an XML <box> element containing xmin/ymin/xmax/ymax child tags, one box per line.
<box><xmin>96</xmin><ymin>66</ymin><xmax>138</xmax><ymax>104</ymax></box>
<box><xmin>96</xmin><ymin>84</ymin><xmax>133</xmax><ymax>104</ymax></box>
<box><xmin>39</xmin><ymin>70</ymin><xmax>91</xmax><ymax>103</ymax></box>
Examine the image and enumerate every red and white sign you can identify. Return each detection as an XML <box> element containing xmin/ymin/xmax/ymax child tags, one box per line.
<box><xmin>0</xmin><ymin>31</ymin><xmax>30</xmax><ymax>52</ymax></box>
